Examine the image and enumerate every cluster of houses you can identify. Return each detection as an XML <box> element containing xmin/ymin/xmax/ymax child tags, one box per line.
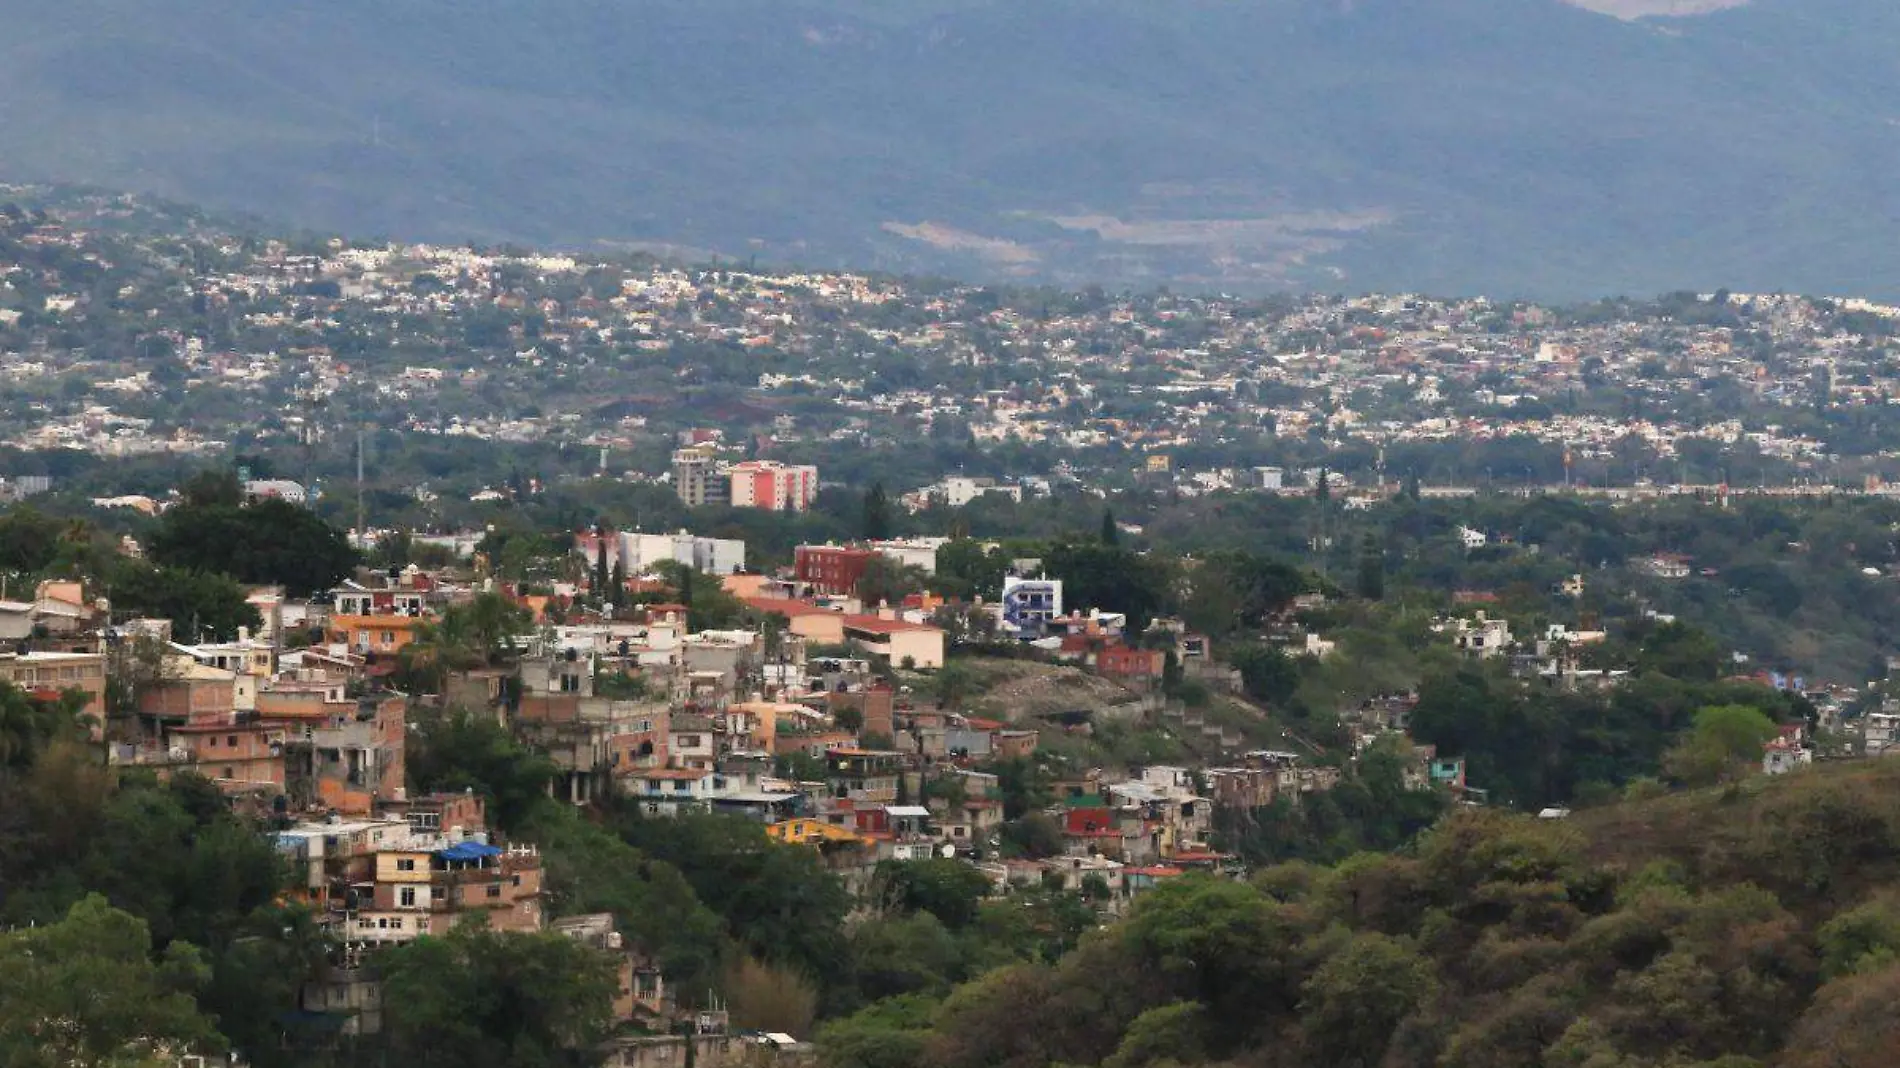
<box><xmin>1</xmin><ymin>538</ymin><xmax>1287</xmax><ymax>1057</ymax></box>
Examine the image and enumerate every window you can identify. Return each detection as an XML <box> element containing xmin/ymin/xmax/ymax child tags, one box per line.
<box><xmin>399</xmin><ymin>886</ymin><xmax>416</xmax><ymax>907</ymax></box>
<box><xmin>222</xmin><ymin>767</ymin><xmax>234</xmax><ymax>778</ymax></box>
<box><xmin>228</xmin><ymin>735</ymin><xmax>238</xmax><ymax>747</ymax></box>
<box><xmin>486</xmin><ymin>884</ymin><xmax>502</xmax><ymax>899</ymax></box>
<box><xmin>381</xmin><ymin>631</ymin><xmax>395</xmax><ymax>645</ymax></box>
<box><xmin>396</xmin><ymin>858</ymin><xmax>417</xmax><ymax>872</ymax></box>
<box><xmin>672</xmin><ymin>780</ymin><xmax>689</xmax><ymax>792</ymax></box>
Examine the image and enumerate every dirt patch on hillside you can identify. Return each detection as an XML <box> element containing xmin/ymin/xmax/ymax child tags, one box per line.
<box><xmin>964</xmin><ymin>660</ymin><xmax>1140</xmax><ymax>722</ymax></box>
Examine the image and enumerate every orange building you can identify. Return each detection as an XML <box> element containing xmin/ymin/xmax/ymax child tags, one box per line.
<box><xmin>138</xmin><ymin>663</ymin><xmax>239</xmax><ymax>725</ymax></box>
<box><xmin>166</xmin><ymin>720</ymin><xmax>288</xmax><ymax>791</ymax></box>
<box><xmin>326</xmin><ymin>614</ymin><xmax>427</xmax><ymax>656</ymax></box>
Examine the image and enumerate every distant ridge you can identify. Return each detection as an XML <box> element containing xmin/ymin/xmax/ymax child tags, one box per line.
<box><xmin>2</xmin><ymin>0</ymin><xmax>1897</xmax><ymax>298</ymax></box>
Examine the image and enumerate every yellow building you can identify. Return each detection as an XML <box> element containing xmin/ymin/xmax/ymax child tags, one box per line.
<box><xmin>767</xmin><ymin>818</ymin><xmax>866</xmax><ymax>847</ymax></box>
<box><xmin>1145</xmin><ymin>454</ymin><xmax>1172</xmax><ymax>473</ymax></box>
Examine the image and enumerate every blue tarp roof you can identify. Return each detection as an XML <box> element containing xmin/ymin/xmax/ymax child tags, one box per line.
<box><xmin>434</xmin><ymin>841</ymin><xmax>503</xmax><ymax>862</ymax></box>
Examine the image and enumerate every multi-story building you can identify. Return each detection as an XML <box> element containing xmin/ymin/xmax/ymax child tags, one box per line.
<box><xmin>840</xmin><ymin>615</ymin><xmax>946</xmax><ymax>669</ymax></box>
<box><xmin>0</xmin><ymin>649</ymin><xmax>107</xmax><ymax>726</ymax></box>
<box><xmin>728</xmin><ymin>460</ymin><xmax>817</xmax><ymax>512</ymax></box>
<box><xmin>277</xmin><ymin>816</ymin><xmax>543</xmax><ymax>945</ymax></box>
<box><xmin>620</xmin><ymin>767</ymin><xmax>720</xmax><ymax>816</ymax></box>
<box><xmin>826</xmin><ymin>748</ymin><xmax>903</xmax><ymax>803</ymax></box>
<box><xmin>267</xmin><ymin>692</ymin><xmax>407</xmax><ymax>816</ymax></box>
<box><xmin>795</xmin><ymin>545</ymin><xmax>876</xmax><ymax>596</ymax></box>
<box><xmin>671</xmin><ymin>446</ymin><xmax>728</xmax><ymax>508</ymax></box>
<box><xmin>1001</xmin><ymin>577</ymin><xmax>1063</xmax><ymax>639</ymax></box>
<box><xmin>577</xmin><ymin>530</ymin><xmax>747</xmax><ymax>577</ymax></box>
<box><xmin>326</xmin><ymin>614</ymin><xmax>427</xmax><ymax>657</ymax></box>
<box><xmin>166</xmin><ymin>716</ymin><xmax>289</xmax><ymax>792</ymax></box>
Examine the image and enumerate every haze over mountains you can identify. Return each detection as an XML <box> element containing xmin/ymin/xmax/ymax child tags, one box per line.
<box><xmin>4</xmin><ymin>0</ymin><xmax>1897</xmax><ymax>297</ymax></box>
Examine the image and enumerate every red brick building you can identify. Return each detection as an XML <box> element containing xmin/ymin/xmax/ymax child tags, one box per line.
<box><xmin>1097</xmin><ymin>643</ymin><xmax>1167</xmax><ymax>681</ymax></box>
<box><xmin>795</xmin><ymin>545</ymin><xmax>877</xmax><ymax>596</ymax></box>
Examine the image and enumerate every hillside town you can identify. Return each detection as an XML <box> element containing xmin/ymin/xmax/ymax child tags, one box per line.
<box><xmin>5</xmin><ymin>479</ymin><xmax>1883</xmax><ymax>1067</ymax></box>
<box><xmin>6</xmin><ymin>189</ymin><xmax>1900</xmax><ymax>512</ymax></box>
<box><xmin>13</xmin><ymin>189</ymin><xmax>1900</xmax><ymax>1068</ymax></box>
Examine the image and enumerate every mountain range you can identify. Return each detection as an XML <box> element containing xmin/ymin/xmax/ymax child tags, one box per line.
<box><xmin>4</xmin><ymin>0</ymin><xmax>1899</xmax><ymax>298</ymax></box>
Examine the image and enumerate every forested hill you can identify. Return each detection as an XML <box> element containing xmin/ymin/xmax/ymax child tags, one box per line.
<box><xmin>824</xmin><ymin>758</ymin><xmax>1900</xmax><ymax>1068</ymax></box>
<box><xmin>6</xmin><ymin>0</ymin><xmax>1900</xmax><ymax>297</ymax></box>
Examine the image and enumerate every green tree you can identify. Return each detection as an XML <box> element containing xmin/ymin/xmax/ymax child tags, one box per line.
<box><xmin>815</xmin><ymin>994</ymin><xmax>936</xmax><ymax>1068</ymax></box>
<box><xmin>1105</xmin><ymin>1002</ymin><xmax>1207</xmax><ymax>1068</ymax></box>
<box><xmin>855</xmin><ymin>556</ymin><xmax>924</xmax><ymax>609</ymax></box>
<box><xmin>1101</xmin><ymin>508</ymin><xmax>1120</xmax><ymax>546</ymax></box>
<box><xmin>1043</xmin><ymin>540</ymin><xmax>1173</xmax><ymax>632</ymax></box>
<box><xmin>408</xmin><ymin>706</ymin><xmax>558</xmax><ymax>831</ymax></box>
<box><xmin>932</xmin><ymin>538</ymin><xmax>1007</xmax><ymax>601</ymax></box>
<box><xmin>379</xmin><ymin>923</ymin><xmax>618</xmax><ymax>1068</ymax></box>
<box><xmin>1299</xmin><ymin>932</ymin><xmax>1436</xmax><ymax>1068</ymax></box>
<box><xmin>615</xmin><ymin>811</ymin><xmax>851</xmax><ymax>999</ymax></box>
<box><xmin>1121</xmin><ymin>876</ymin><xmax>1308</xmax><ymax>1050</ymax></box>
<box><xmin>1818</xmin><ymin>895</ymin><xmax>1900</xmax><ymax>979</ymax></box>
<box><xmin>0</xmin><ymin>506</ymin><xmax>62</xmax><ymax>574</ymax></box>
<box><xmin>849</xmin><ymin>912</ymin><xmax>965</xmax><ymax>1001</ymax></box>
<box><xmin>862</xmin><ymin>482</ymin><xmax>894</xmax><ymax>541</ymax></box>
<box><xmin>873</xmin><ymin>858</ymin><xmax>993</xmax><ymax>930</ymax></box>
<box><xmin>148</xmin><ymin>497</ymin><xmax>355</xmax><ymax>596</ymax></box>
<box><xmin>652</xmin><ymin>560</ymin><xmax>744</xmax><ymax>631</ymax></box>
<box><xmin>1661</xmin><ymin>704</ymin><xmax>1778</xmax><ymax>787</ymax></box>
<box><xmin>0</xmin><ymin>894</ymin><xmax>223</xmax><ymax>1068</ymax></box>
<box><xmin>1355</xmin><ymin>531</ymin><xmax>1385</xmax><ymax>601</ymax></box>
<box><xmin>110</xmin><ymin>563</ymin><xmax>263</xmax><ymax>643</ymax></box>
<box><xmin>1635</xmin><ymin>622</ymin><xmax>1725</xmax><ymax>683</ymax></box>
<box><xmin>180</xmin><ymin>468</ymin><xmax>245</xmax><ymax>508</ymax></box>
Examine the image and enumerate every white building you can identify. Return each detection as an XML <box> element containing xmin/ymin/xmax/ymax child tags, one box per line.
<box><xmin>870</xmin><ymin>537</ymin><xmax>951</xmax><ymax>575</ymax></box>
<box><xmin>621</xmin><ymin>531</ymin><xmax>747</xmax><ymax>575</ymax></box>
<box><xmin>908</xmin><ymin>476</ymin><xmax>1023</xmax><ymax>511</ymax></box>
<box><xmin>1001</xmin><ymin>577</ymin><xmax>1063</xmax><ymax>637</ymax></box>
<box><xmin>1438</xmin><ymin>613</ymin><xmax>1513</xmax><ymax>658</ymax></box>
<box><xmin>1761</xmin><ymin>739</ymin><xmax>1812</xmax><ymax>776</ymax></box>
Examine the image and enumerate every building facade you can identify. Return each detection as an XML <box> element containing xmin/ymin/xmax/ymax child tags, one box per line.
<box><xmin>729</xmin><ymin>461</ymin><xmax>817</xmax><ymax>512</ymax></box>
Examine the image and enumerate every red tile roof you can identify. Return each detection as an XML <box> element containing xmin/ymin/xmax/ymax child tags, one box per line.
<box><xmin>743</xmin><ymin>596</ymin><xmax>837</xmax><ymax>618</ymax></box>
<box><xmin>842</xmin><ymin>615</ymin><xmax>939</xmax><ymax>635</ymax></box>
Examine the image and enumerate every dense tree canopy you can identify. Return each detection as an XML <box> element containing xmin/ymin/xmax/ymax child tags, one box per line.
<box><xmin>379</xmin><ymin>923</ymin><xmax>618</xmax><ymax>1068</ymax></box>
<box><xmin>148</xmin><ymin>494</ymin><xmax>355</xmax><ymax>596</ymax></box>
<box><xmin>0</xmin><ymin>894</ymin><xmax>222</xmax><ymax>1068</ymax></box>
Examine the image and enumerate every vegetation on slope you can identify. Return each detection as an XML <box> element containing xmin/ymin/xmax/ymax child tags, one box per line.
<box><xmin>821</xmin><ymin>759</ymin><xmax>1900</xmax><ymax>1068</ymax></box>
